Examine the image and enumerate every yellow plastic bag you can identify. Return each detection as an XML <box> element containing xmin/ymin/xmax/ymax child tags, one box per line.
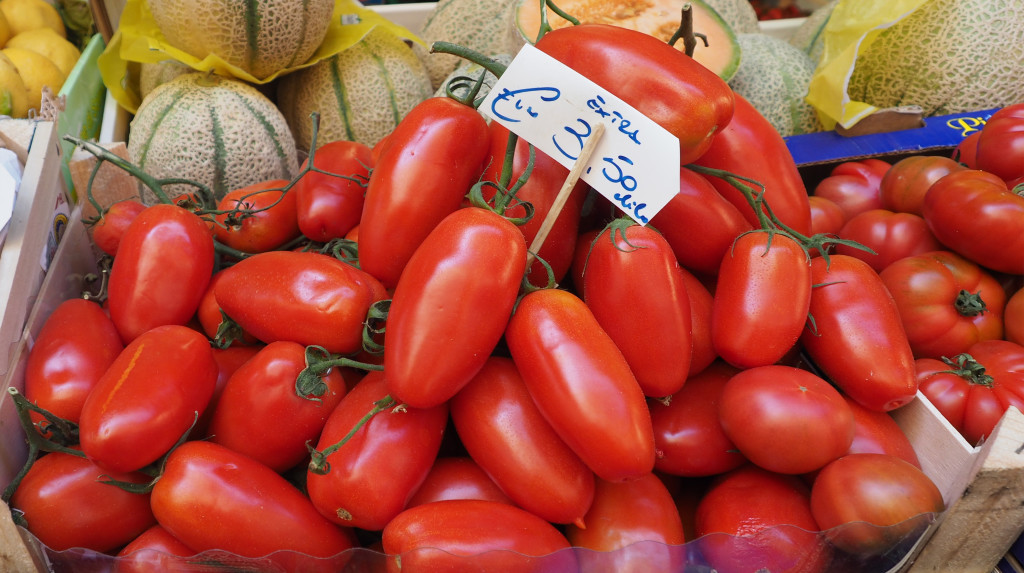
<box><xmin>97</xmin><ymin>0</ymin><xmax>424</xmax><ymax>114</ymax></box>
<box><xmin>804</xmin><ymin>0</ymin><xmax>930</xmax><ymax>130</ymax></box>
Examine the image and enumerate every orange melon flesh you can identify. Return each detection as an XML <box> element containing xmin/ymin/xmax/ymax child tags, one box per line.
<box><xmin>514</xmin><ymin>0</ymin><xmax>740</xmax><ymax>80</ymax></box>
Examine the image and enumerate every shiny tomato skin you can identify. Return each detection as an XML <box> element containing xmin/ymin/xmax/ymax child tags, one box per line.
<box><xmin>534</xmin><ymin>24</ymin><xmax>734</xmax><ymax>165</ymax></box>
<box><xmin>406</xmin><ymin>456</ymin><xmax>513</xmax><ymax>509</ymax></box>
<box><xmin>483</xmin><ymin>122</ymin><xmax>586</xmax><ymax>287</ymax></box>
<box><xmin>79</xmin><ymin>325</ymin><xmax>218</xmax><ymax>473</ymax></box>
<box><xmin>976</xmin><ymin>103</ymin><xmax>1024</xmax><ymax>182</ymax></box>
<box><xmin>583</xmin><ymin>222</ymin><xmax>692</xmax><ymax>397</ymax></box>
<box><xmin>712</xmin><ymin>231</ymin><xmax>811</xmax><ymax>369</ymax></box>
<box><xmin>152</xmin><ymin>440</ymin><xmax>358</xmax><ymax>566</ymax></box>
<box><xmin>193</xmin><ymin>344</ymin><xmax>263</xmax><ymax>438</ymax></box>
<box><xmin>505</xmin><ymin>288</ymin><xmax>656</xmax><ymax>482</ymax></box>
<box><xmin>695</xmin><ymin>464</ymin><xmax>830</xmax><ymax>573</ymax></box>
<box><xmin>306</xmin><ymin>371</ymin><xmax>449</xmax><ymax>531</ymax></box>
<box><xmin>693</xmin><ymin>93</ymin><xmax>812</xmax><ymax>236</ymax></box>
<box><xmin>650</xmin><ymin>360</ymin><xmax>746</xmax><ymax>477</ymax></box>
<box><xmin>808</xmin><ymin>195</ymin><xmax>846</xmax><ymax>237</ymax></box>
<box><xmin>842</xmin><ymin>395</ymin><xmax>920</xmax><ymax>469</ymax></box>
<box><xmin>293</xmin><ymin>140</ymin><xmax>373</xmax><ymax>242</ymax></box>
<box><xmin>91</xmin><ymin>199</ymin><xmax>146</xmax><ymax>256</ymax></box>
<box><xmin>565</xmin><ymin>472</ymin><xmax>687</xmax><ymax>573</ymax></box>
<box><xmin>195</xmin><ymin>269</ymin><xmax>259</xmax><ymax>346</ymax></box>
<box><xmin>11</xmin><ymin>450</ymin><xmax>156</xmax><ymax>552</ymax></box>
<box><xmin>107</xmin><ymin>203</ymin><xmax>215</xmax><ymax>343</ymax></box>
<box><xmin>923</xmin><ymin>169</ymin><xmax>1024</xmax><ymax>275</ymax></box>
<box><xmin>801</xmin><ymin>254</ymin><xmax>918</xmax><ymax>412</ymax></box>
<box><xmin>880</xmin><ymin>250</ymin><xmax>1006</xmax><ymax>359</ymax></box>
<box><xmin>719</xmin><ymin>365</ymin><xmax>855</xmax><ymax>475</ymax></box>
<box><xmin>384</xmin><ymin>207</ymin><xmax>527</xmax><ymax>408</ymax></box>
<box><xmin>812</xmin><ymin>158</ymin><xmax>890</xmax><ymax>220</ymax></box>
<box><xmin>208</xmin><ymin>340</ymin><xmax>346</xmax><ymax>473</ymax></box>
<box><xmin>381</xmin><ymin>499</ymin><xmax>577</xmax><ymax>573</ymax></box>
<box><xmin>450</xmin><ymin>356</ymin><xmax>595</xmax><ymax>525</ymax></box>
<box><xmin>651</xmin><ymin>166</ymin><xmax>752</xmax><ymax>277</ymax></box>
<box><xmin>879</xmin><ymin>155</ymin><xmax>963</xmax><ymax>216</ymax></box>
<box><xmin>214</xmin><ymin>250</ymin><xmax>386</xmax><ymax>355</ymax></box>
<box><xmin>115</xmin><ymin>525</ymin><xmax>197</xmax><ymax>573</ymax></box>
<box><xmin>834</xmin><ymin>209</ymin><xmax>942</xmax><ymax>272</ymax></box>
<box><xmin>916</xmin><ymin>339</ymin><xmax>1024</xmax><ymax>445</ymax></box>
<box><xmin>953</xmin><ymin>131</ymin><xmax>981</xmax><ymax>168</ymax></box>
<box><xmin>212</xmin><ymin>179</ymin><xmax>299</xmax><ymax>253</ymax></box>
<box><xmin>810</xmin><ymin>453</ymin><xmax>943</xmax><ymax>556</ymax></box>
<box><xmin>1006</xmin><ymin>287</ymin><xmax>1024</xmax><ymax>346</ymax></box>
<box><xmin>359</xmin><ymin>97</ymin><xmax>491</xmax><ymax>289</ymax></box>
<box><xmin>678</xmin><ymin>265</ymin><xmax>717</xmax><ymax>376</ymax></box>
<box><xmin>24</xmin><ymin>298</ymin><xmax>123</xmax><ymax>430</ymax></box>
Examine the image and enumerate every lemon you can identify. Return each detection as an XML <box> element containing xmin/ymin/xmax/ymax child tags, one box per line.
<box><xmin>6</xmin><ymin>28</ymin><xmax>80</xmax><ymax>77</ymax></box>
<box><xmin>0</xmin><ymin>10</ymin><xmax>12</xmax><ymax>46</ymax></box>
<box><xmin>0</xmin><ymin>0</ymin><xmax>65</xmax><ymax>38</ymax></box>
<box><xmin>2</xmin><ymin>46</ymin><xmax>65</xmax><ymax>115</ymax></box>
<box><xmin>0</xmin><ymin>52</ymin><xmax>28</xmax><ymax>117</ymax></box>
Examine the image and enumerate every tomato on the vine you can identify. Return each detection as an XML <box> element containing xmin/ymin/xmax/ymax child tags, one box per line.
<box><xmin>711</xmin><ymin>231</ymin><xmax>811</xmax><ymax>369</ymax></box>
<box><xmin>292</xmin><ymin>139</ymin><xmax>373</xmax><ymax>242</ymax></box>
<box><xmin>582</xmin><ymin>220</ymin><xmax>692</xmax><ymax>397</ymax></box>
<box><xmin>107</xmin><ymin>203</ymin><xmax>215</xmax><ymax>343</ymax></box>
<box><xmin>91</xmin><ymin>199</ymin><xmax>146</xmax><ymax>256</ymax></box>
<box><xmin>212</xmin><ymin>179</ymin><xmax>300</xmax><ymax>253</ymax></box>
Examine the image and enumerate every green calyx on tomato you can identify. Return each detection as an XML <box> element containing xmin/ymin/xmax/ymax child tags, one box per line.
<box><xmin>954</xmin><ymin>289</ymin><xmax>989</xmax><ymax>318</ymax></box>
<box><xmin>939</xmin><ymin>353</ymin><xmax>994</xmax><ymax>388</ymax></box>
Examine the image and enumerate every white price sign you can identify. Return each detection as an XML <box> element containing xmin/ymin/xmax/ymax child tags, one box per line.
<box><xmin>480</xmin><ymin>43</ymin><xmax>680</xmax><ymax>225</ymax></box>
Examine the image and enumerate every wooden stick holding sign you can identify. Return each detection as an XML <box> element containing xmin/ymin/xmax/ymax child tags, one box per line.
<box><xmin>527</xmin><ymin>121</ymin><xmax>606</xmax><ymax>265</ymax></box>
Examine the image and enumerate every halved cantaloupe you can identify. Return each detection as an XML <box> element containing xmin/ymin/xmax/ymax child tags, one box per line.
<box><xmin>512</xmin><ymin>0</ymin><xmax>740</xmax><ymax>81</ymax></box>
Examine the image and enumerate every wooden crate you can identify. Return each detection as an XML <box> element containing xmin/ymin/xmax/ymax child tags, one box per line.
<box><xmin>1</xmin><ymin>208</ymin><xmax>1023</xmax><ymax>571</ymax></box>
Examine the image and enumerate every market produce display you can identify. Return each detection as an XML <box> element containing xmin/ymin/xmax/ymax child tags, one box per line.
<box><xmin>6</xmin><ymin>0</ymin><xmax>1024</xmax><ymax>571</ymax></box>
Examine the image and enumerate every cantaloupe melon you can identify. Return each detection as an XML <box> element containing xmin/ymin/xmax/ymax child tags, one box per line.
<box><xmin>276</xmin><ymin>26</ymin><xmax>433</xmax><ymax>150</ymax></box>
<box><xmin>702</xmin><ymin>0</ymin><xmax>760</xmax><ymax>34</ymax></box>
<box><xmin>512</xmin><ymin>0</ymin><xmax>741</xmax><ymax>81</ymax></box>
<box><xmin>127</xmin><ymin>73</ymin><xmax>299</xmax><ymax>202</ymax></box>
<box><xmin>146</xmin><ymin>0</ymin><xmax>334</xmax><ymax>80</ymax></box>
<box><xmin>788</xmin><ymin>0</ymin><xmax>835</xmax><ymax>65</ymax></box>
<box><xmin>845</xmin><ymin>0</ymin><xmax>1024</xmax><ymax>117</ymax></box>
<box><xmin>729</xmin><ymin>32</ymin><xmax>822</xmax><ymax>136</ymax></box>
<box><xmin>411</xmin><ymin>0</ymin><xmax>523</xmax><ymax>90</ymax></box>
<box><xmin>138</xmin><ymin>60</ymin><xmax>193</xmax><ymax>101</ymax></box>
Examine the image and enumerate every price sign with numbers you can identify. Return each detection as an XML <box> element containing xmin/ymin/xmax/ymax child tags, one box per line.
<box><xmin>480</xmin><ymin>43</ymin><xmax>680</xmax><ymax>225</ymax></box>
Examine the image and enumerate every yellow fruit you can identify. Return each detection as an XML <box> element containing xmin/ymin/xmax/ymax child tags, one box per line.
<box><xmin>0</xmin><ymin>10</ymin><xmax>12</xmax><ymax>46</ymax></box>
<box><xmin>6</xmin><ymin>28</ymin><xmax>81</xmax><ymax>77</ymax></box>
<box><xmin>0</xmin><ymin>0</ymin><xmax>66</xmax><ymax>39</ymax></box>
<box><xmin>146</xmin><ymin>0</ymin><xmax>334</xmax><ymax>79</ymax></box>
<box><xmin>0</xmin><ymin>51</ymin><xmax>29</xmax><ymax>117</ymax></box>
<box><xmin>2</xmin><ymin>46</ymin><xmax>65</xmax><ymax>115</ymax></box>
